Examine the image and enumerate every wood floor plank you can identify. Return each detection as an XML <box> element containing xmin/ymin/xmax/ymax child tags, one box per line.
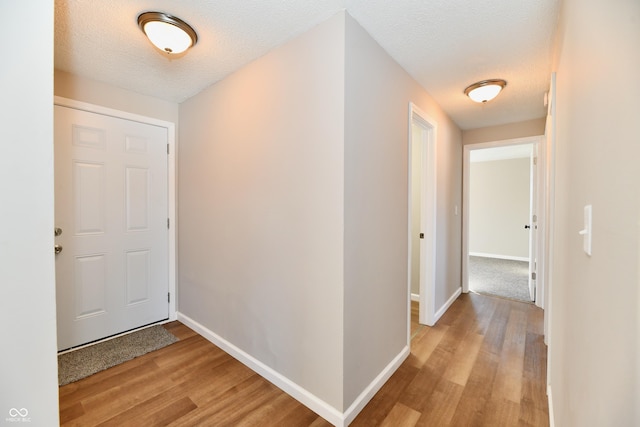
<box><xmin>518</xmin><ymin>377</ymin><xmax>550</xmax><ymax>427</ymax></box>
<box><xmin>98</xmin><ymin>394</ymin><xmax>197</xmax><ymax>427</ymax></box>
<box><xmin>437</xmin><ymin>294</ymin><xmax>467</xmax><ymax>326</ymax></box>
<box><xmin>397</xmin><ymin>346</ymin><xmax>452</xmax><ymax>412</ymax></box>
<box><xmin>59</xmin><ymin>352</ymin><xmax>154</xmax><ymax>398</ymax></box>
<box><xmin>307</xmin><ymin>417</ymin><xmax>335</xmax><ymax>427</ymax></box>
<box><xmin>410</xmin><ymin>301</ymin><xmax>421</xmax><ymax>338</ymax></box>
<box><xmin>447</xmin><ymin>348</ymin><xmax>499</xmax><ymax>426</ymax></box>
<box><xmin>236</xmin><ymin>392</ymin><xmax>315</xmax><ymax>426</ymax></box>
<box><xmin>481</xmin><ymin>298</ymin><xmax>511</xmax><ymax>356</ymax></box>
<box><xmin>380</xmin><ymin>402</ymin><xmax>421</xmax><ymax>427</ymax></box>
<box><xmin>492</xmin><ymin>307</ymin><xmax>528</xmax><ymax>403</ymax></box>
<box><xmin>162</xmin><ymin>322</ymin><xmax>198</xmax><ymax>340</ymax></box>
<box><xmin>481</xmin><ymin>397</ymin><xmax>521</xmax><ymax>427</ymax></box>
<box><xmin>415</xmin><ymin>379</ymin><xmax>464</xmax><ymax>427</ymax></box>
<box><xmin>276</xmin><ymin>404</ymin><xmax>327</xmax><ymax>427</ymax></box>
<box><xmin>163</xmin><ymin>343</ymin><xmax>231</xmax><ymax>383</ymax></box>
<box><xmin>181</xmin><ymin>358</ymin><xmax>259</xmax><ymax>407</ymax></box>
<box><xmin>152</xmin><ymin>334</ymin><xmax>222</xmax><ymax>371</ymax></box>
<box><xmin>59</xmin><ymin>401</ymin><xmax>84</xmax><ymax>425</ymax></box>
<box><xmin>442</xmin><ymin>331</ymin><xmax>484</xmax><ymax>386</ymax></box>
<box><xmin>59</xmin><ymin>295</ymin><xmax>549</xmax><ymax>426</ymax></box>
<box><xmin>410</xmin><ymin>324</ymin><xmax>449</xmax><ymax>367</ymax></box>
<box><xmin>69</xmin><ymin>362</ymin><xmax>177</xmax><ymax>426</ymax></box>
<box><xmin>59</xmin><ymin>358</ymin><xmax>161</xmax><ymax>410</ymax></box>
<box><xmin>350</xmin><ymin>362</ymin><xmax>421</xmax><ymax>426</ymax></box>
<box><xmin>526</xmin><ymin>304</ymin><xmax>545</xmax><ymax>335</ymax></box>
<box><xmin>470</xmin><ymin>293</ymin><xmax>498</xmax><ymax>336</ymax></box>
<box><xmin>523</xmin><ymin>332</ymin><xmax>546</xmax><ymax>387</ymax></box>
<box><xmin>519</xmin><ymin>330</ymin><xmax>549</xmax><ymax>427</ymax></box>
<box><xmin>169</xmin><ymin>375</ymin><xmax>281</xmax><ymax>426</ymax></box>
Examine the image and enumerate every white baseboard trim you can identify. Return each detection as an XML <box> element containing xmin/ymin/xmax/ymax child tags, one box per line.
<box><xmin>547</xmin><ymin>385</ymin><xmax>555</xmax><ymax>427</ymax></box>
<box><xmin>469</xmin><ymin>252</ymin><xmax>529</xmax><ymax>262</ymax></box>
<box><xmin>433</xmin><ymin>287</ymin><xmax>462</xmax><ymax>323</ymax></box>
<box><xmin>343</xmin><ymin>345</ymin><xmax>410</xmax><ymax>425</ymax></box>
<box><xmin>410</xmin><ymin>293</ymin><xmax>420</xmax><ymax>302</ymax></box>
<box><xmin>177</xmin><ymin>312</ymin><xmax>344</xmax><ymax>425</ymax></box>
<box><xmin>178</xmin><ymin>312</ymin><xmax>405</xmax><ymax>427</ymax></box>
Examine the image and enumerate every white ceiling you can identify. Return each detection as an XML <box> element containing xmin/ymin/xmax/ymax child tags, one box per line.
<box><xmin>54</xmin><ymin>0</ymin><xmax>560</xmax><ymax>130</ymax></box>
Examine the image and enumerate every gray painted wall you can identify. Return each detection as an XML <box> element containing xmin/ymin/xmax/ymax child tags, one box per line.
<box><xmin>469</xmin><ymin>158</ymin><xmax>530</xmax><ymax>259</ymax></box>
<box><xmin>550</xmin><ymin>0</ymin><xmax>640</xmax><ymax>425</ymax></box>
<box><xmin>343</xmin><ymin>13</ymin><xmax>462</xmax><ymax>407</ymax></box>
<box><xmin>179</xmin><ymin>14</ymin><xmax>346</xmax><ymax>409</ymax></box>
<box><xmin>1</xmin><ymin>2</ymin><xmax>60</xmax><ymax>423</ymax></box>
<box><xmin>54</xmin><ymin>70</ymin><xmax>180</xmax><ymax>124</ymax></box>
<box><xmin>463</xmin><ymin>118</ymin><xmax>546</xmax><ymax>146</ymax></box>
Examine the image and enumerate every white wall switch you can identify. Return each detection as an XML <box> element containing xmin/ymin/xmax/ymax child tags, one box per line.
<box><xmin>578</xmin><ymin>205</ymin><xmax>592</xmax><ymax>256</ymax></box>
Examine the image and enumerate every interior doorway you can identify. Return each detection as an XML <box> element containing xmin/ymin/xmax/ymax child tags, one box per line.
<box><xmin>462</xmin><ymin>136</ymin><xmax>545</xmax><ymax>306</ymax></box>
<box><xmin>407</xmin><ymin>103</ymin><xmax>437</xmax><ymax>330</ymax></box>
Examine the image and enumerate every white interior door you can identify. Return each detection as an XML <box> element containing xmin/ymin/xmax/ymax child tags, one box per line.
<box><xmin>54</xmin><ymin>105</ymin><xmax>169</xmax><ymax>351</ymax></box>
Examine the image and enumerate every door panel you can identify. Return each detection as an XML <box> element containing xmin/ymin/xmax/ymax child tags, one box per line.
<box><xmin>55</xmin><ymin>105</ymin><xmax>169</xmax><ymax>351</ymax></box>
<box><xmin>126</xmin><ymin>249</ymin><xmax>151</xmax><ymax>305</ymax></box>
<box><xmin>74</xmin><ymin>161</ymin><xmax>106</xmax><ymax>234</ymax></box>
<box><xmin>125</xmin><ymin>167</ymin><xmax>151</xmax><ymax>231</ymax></box>
<box><xmin>75</xmin><ymin>254</ymin><xmax>107</xmax><ymax>318</ymax></box>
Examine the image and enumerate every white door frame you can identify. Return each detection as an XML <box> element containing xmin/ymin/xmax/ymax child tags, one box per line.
<box><xmin>534</xmin><ymin>138</ymin><xmax>548</xmax><ymax>309</ymax></box>
<box><xmin>407</xmin><ymin>103</ymin><xmax>437</xmax><ymax>334</ymax></box>
<box><xmin>462</xmin><ymin>135</ymin><xmax>546</xmax><ymax>308</ymax></box>
<box><xmin>528</xmin><ymin>143</ymin><xmax>538</xmax><ymax>301</ymax></box>
<box><xmin>544</xmin><ymin>73</ymin><xmax>557</xmax><ymax>389</ymax></box>
<box><xmin>53</xmin><ymin>96</ymin><xmax>177</xmax><ymax>322</ymax></box>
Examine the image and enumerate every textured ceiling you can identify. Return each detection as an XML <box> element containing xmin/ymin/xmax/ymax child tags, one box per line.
<box><xmin>54</xmin><ymin>0</ymin><xmax>559</xmax><ymax>130</ymax></box>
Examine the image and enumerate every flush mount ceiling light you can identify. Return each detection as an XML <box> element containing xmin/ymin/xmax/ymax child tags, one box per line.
<box><xmin>464</xmin><ymin>79</ymin><xmax>507</xmax><ymax>103</ymax></box>
<box><xmin>138</xmin><ymin>12</ymin><xmax>198</xmax><ymax>55</ymax></box>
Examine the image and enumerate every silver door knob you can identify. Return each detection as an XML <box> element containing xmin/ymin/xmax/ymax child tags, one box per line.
<box><xmin>54</xmin><ymin>244</ymin><xmax>63</xmax><ymax>255</ymax></box>
<box><xmin>54</xmin><ymin>227</ymin><xmax>63</xmax><ymax>236</ymax></box>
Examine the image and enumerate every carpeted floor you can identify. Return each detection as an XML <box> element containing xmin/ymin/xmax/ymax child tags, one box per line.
<box><xmin>468</xmin><ymin>256</ymin><xmax>532</xmax><ymax>303</ymax></box>
<box><xmin>58</xmin><ymin>325</ymin><xmax>179</xmax><ymax>386</ymax></box>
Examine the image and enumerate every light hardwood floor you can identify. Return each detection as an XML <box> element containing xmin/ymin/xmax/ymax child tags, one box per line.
<box><xmin>59</xmin><ymin>292</ymin><xmax>548</xmax><ymax>426</ymax></box>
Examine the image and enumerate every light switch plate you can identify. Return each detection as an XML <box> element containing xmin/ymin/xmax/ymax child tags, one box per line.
<box><xmin>579</xmin><ymin>205</ymin><xmax>592</xmax><ymax>256</ymax></box>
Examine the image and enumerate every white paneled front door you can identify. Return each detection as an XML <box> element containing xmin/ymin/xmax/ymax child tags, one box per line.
<box><xmin>54</xmin><ymin>105</ymin><xmax>169</xmax><ymax>351</ymax></box>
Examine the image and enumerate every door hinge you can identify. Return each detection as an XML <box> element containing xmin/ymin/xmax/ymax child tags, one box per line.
<box><xmin>167</xmin><ymin>218</ymin><xmax>170</xmax><ymax>229</ymax></box>
<box><xmin>167</xmin><ymin>143</ymin><xmax>170</xmax><ymax>155</ymax></box>
<box><xmin>168</xmin><ymin>292</ymin><xmax>170</xmax><ymax>303</ymax></box>
<box><xmin>533</xmin><ymin>157</ymin><xmax>537</xmax><ymax>165</ymax></box>
<box><xmin>531</xmin><ymin>272</ymin><xmax>537</xmax><ymax>280</ymax></box>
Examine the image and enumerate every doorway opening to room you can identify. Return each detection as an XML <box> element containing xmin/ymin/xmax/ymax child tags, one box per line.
<box><xmin>462</xmin><ymin>136</ymin><xmax>545</xmax><ymax>306</ymax></box>
<box><xmin>407</xmin><ymin>103</ymin><xmax>437</xmax><ymax>337</ymax></box>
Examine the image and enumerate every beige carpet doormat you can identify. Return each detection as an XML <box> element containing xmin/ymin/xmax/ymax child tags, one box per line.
<box><xmin>58</xmin><ymin>325</ymin><xmax>179</xmax><ymax>386</ymax></box>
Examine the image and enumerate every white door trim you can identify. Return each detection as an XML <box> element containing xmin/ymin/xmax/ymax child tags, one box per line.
<box><xmin>54</xmin><ymin>96</ymin><xmax>177</xmax><ymax>322</ymax></box>
<box><xmin>528</xmin><ymin>143</ymin><xmax>538</xmax><ymax>301</ymax></box>
<box><xmin>407</xmin><ymin>103</ymin><xmax>437</xmax><ymax>332</ymax></box>
<box><xmin>462</xmin><ymin>135</ymin><xmax>545</xmax><ymax>307</ymax></box>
